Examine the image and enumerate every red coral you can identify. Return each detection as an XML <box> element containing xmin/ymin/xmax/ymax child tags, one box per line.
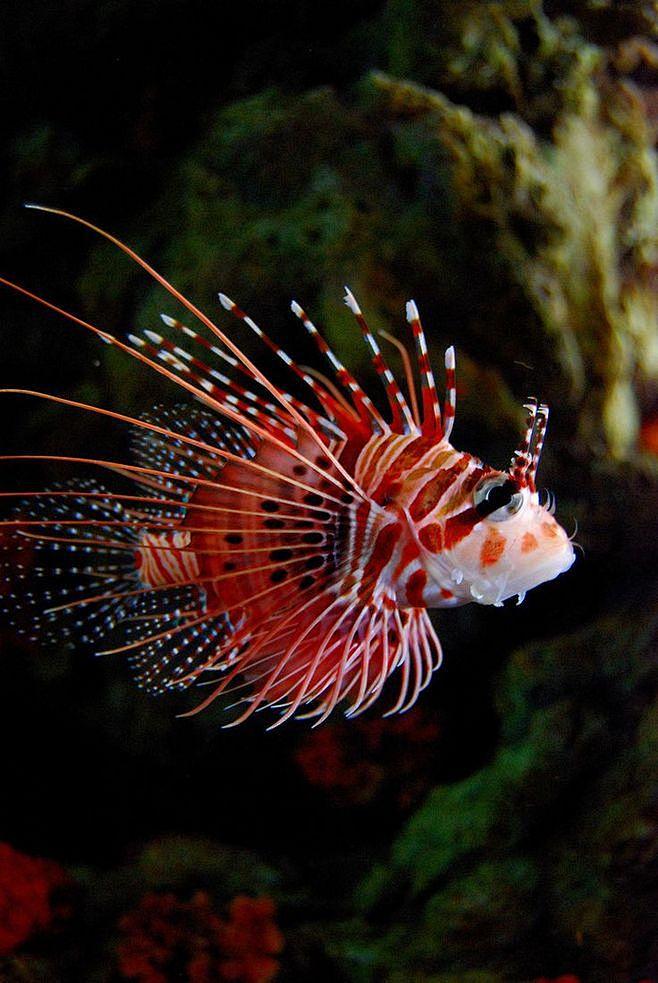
<box><xmin>534</xmin><ymin>976</ymin><xmax>581</xmax><ymax>983</ymax></box>
<box><xmin>216</xmin><ymin>897</ymin><xmax>283</xmax><ymax>983</ymax></box>
<box><xmin>117</xmin><ymin>891</ymin><xmax>283</xmax><ymax>983</ymax></box>
<box><xmin>294</xmin><ymin>725</ymin><xmax>379</xmax><ymax>798</ymax></box>
<box><xmin>0</xmin><ymin>841</ymin><xmax>68</xmax><ymax>956</ymax></box>
<box><xmin>295</xmin><ymin>705</ymin><xmax>440</xmax><ymax>809</ymax></box>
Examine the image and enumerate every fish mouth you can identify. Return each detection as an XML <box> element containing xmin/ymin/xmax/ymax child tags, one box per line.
<box><xmin>424</xmin><ymin>540</ymin><xmax>576</xmax><ymax>608</ymax></box>
<box><xmin>497</xmin><ymin>542</ymin><xmax>576</xmax><ymax>602</ymax></box>
<box><xmin>461</xmin><ymin>542</ymin><xmax>576</xmax><ymax>607</ymax></box>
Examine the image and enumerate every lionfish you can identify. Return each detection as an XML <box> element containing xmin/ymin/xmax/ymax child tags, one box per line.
<box><xmin>0</xmin><ymin>207</ymin><xmax>575</xmax><ymax>727</ymax></box>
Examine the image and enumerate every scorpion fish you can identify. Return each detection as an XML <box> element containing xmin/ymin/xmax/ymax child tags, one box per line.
<box><xmin>0</xmin><ymin>206</ymin><xmax>575</xmax><ymax>727</ymax></box>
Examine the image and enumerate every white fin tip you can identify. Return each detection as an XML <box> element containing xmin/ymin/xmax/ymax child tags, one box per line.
<box><xmin>343</xmin><ymin>286</ymin><xmax>361</xmax><ymax>315</ymax></box>
<box><xmin>445</xmin><ymin>345</ymin><xmax>456</xmax><ymax>369</ymax></box>
<box><xmin>218</xmin><ymin>292</ymin><xmax>234</xmax><ymax>311</ymax></box>
<box><xmin>290</xmin><ymin>300</ymin><xmax>303</xmax><ymax>316</ymax></box>
<box><xmin>406</xmin><ymin>299</ymin><xmax>419</xmax><ymax>322</ymax></box>
<box><xmin>160</xmin><ymin>313</ymin><xmax>176</xmax><ymax>327</ymax></box>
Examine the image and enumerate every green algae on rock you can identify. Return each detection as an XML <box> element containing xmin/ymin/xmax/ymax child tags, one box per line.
<box><xmin>372</xmin><ymin>2</ymin><xmax>658</xmax><ymax>460</ymax></box>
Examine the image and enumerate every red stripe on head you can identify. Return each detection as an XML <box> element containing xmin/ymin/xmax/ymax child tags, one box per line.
<box><xmin>358</xmin><ymin>520</ymin><xmax>402</xmax><ymax>598</ymax></box>
<box><xmin>443</xmin><ymin>507</ymin><xmax>481</xmax><ymax>549</ymax></box>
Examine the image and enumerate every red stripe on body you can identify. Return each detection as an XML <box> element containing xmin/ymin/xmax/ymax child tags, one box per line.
<box><xmin>405</xmin><ymin>568</ymin><xmax>427</xmax><ymax>607</ymax></box>
<box><xmin>419</xmin><ymin>522</ymin><xmax>443</xmax><ymax>553</ymax></box>
<box><xmin>394</xmin><ymin>540</ymin><xmax>421</xmax><ymax>581</ymax></box>
<box><xmin>369</xmin><ymin>436</ymin><xmax>435</xmax><ymax>504</ymax></box>
<box><xmin>409</xmin><ymin>455</ymin><xmax>470</xmax><ymax>521</ymax></box>
<box><xmin>137</xmin><ymin>531</ymin><xmax>200</xmax><ymax>587</ymax></box>
<box><xmin>358</xmin><ymin>521</ymin><xmax>402</xmax><ymax>600</ymax></box>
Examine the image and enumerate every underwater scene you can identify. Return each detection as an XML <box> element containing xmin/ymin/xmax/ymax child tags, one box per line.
<box><xmin>1</xmin><ymin>1</ymin><xmax>657</xmax><ymax>980</ymax></box>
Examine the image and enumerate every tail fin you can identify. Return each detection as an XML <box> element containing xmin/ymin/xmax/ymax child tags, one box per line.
<box><xmin>1</xmin><ymin>480</ymin><xmax>144</xmax><ymax>646</ymax></box>
<box><xmin>0</xmin><ymin>478</ymin><xmax>238</xmax><ymax>695</ymax></box>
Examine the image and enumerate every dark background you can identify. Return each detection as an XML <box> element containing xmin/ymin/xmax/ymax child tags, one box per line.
<box><xmin>0</xmin><ymin>2</ymin><xmax>657</xmax><ymax>981</ymax></box>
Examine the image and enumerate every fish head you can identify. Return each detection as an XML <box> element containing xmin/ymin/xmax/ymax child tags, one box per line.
<box><xmin>419</xmin><ymin>471</ymin><xmax>576</xmax><ymax>607</ymax></box>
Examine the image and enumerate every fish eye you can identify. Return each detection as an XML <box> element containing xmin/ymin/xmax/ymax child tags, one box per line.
<box><xmin>474</xmin><ymin>475</ymin><xmax>524</xmax><ymax>521</ymax></box>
